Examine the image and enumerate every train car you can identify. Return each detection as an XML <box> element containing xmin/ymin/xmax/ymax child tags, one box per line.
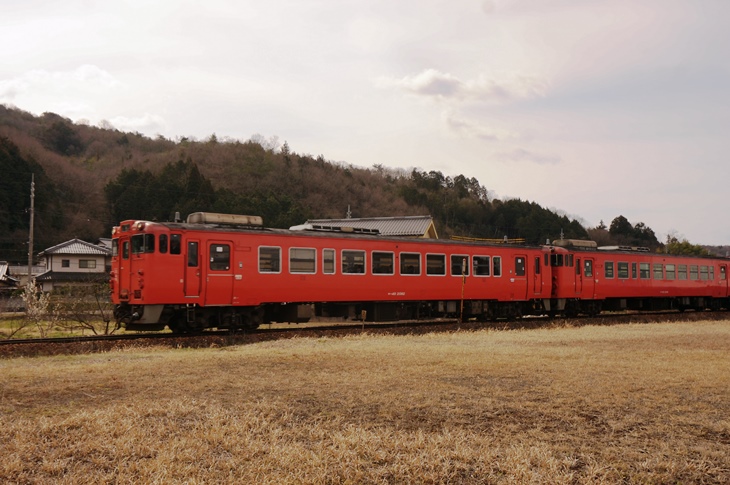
<box><xmin>550</xmin><ymin>240</ymin><xmax>730</xmax><ymax>315</ymax></box>
<box><xmin>110</xmin><ymin>212</ymin><xmax>554</xmax><ymax>332</ymax></box>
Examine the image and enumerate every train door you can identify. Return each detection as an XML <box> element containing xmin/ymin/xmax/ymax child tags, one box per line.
<box><xmin>205</xmin><ymin>241</ymin><xmax>234</xmax><ymax>306</ymax></box>
<box><xmin>184</xmin><ymin>240</ymin><xmax>201</xmax><ymax>298</ymax></box>
<box><xmin>532</xmin><ymin>255</ymin><xmax>543</xmax><ymax>297</ymax></box>
<box><xmin>118</xmin><ymin>239</ymin><xmax>131</xmax><ymax>300</ymax></box>
<box><xmin>514</xmin><ymin>255</ymin><xmax>528</xmax><ymax>299</ymax></box>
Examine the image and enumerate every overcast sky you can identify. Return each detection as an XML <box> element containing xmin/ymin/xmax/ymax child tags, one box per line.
<box><xmin>2</xmin><ymin>0</ymin><xmax>729</xmax><ymax>244</ymax></box>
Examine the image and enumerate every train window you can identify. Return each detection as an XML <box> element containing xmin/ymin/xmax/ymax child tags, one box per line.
<box><xmin>473</xmin><ymin>256</ymin><xmax>490</xmax><ymax>276</ymax></box>
<box><xmin>426</xmin><ymin>254</ymin><xmax>446</xmax><ymax>275</ymax></box>
<box><xmin>690</xmin><ymin>265</ymin><xmax>699</xmax><ymax>280</ymax></box>
<box><xmin>493</xmin><ymin>256</ymin><xmax>502</xmax><ymax>277</ymax></box>
<box><xmin>700</xmin><ymin>266</ymin><xmax>709</xmax><ymax>280</ymax></box>
<box><xmin>710</xmin><ymin>267</ymin><xmax>715</xmax><ymax>280</ymax></box>
<box><xmin>159</xmin><ymin>234</ymin><xmax>168</xmax><ymax>254</ymax></box>
<box><xmin>721</xmin><ymin>267</ymin><xmax>726</xmax><ymax>280</ymax></box>
<box><xmin>451</xmin><ymin>255</ymin><xmax>469</xmax><ymax>277</ymax></box>
<box><xmin>323</xmin><ymin>249</ymin><xmax>335</xmax><ymax>274</ymax></box>
<box><xmin>639</xmin><ymin>263</ymin><xmax>650</xmax><ymax>279</ymax></box>
<box><xmin>259</xmin><ymin>247</ymin><xmax>281</xmax><ymax>273</ymax></box>
<box><xmin>342</xmin><ymin>250</ymin><xmax>365</xmax><ymax>274</ymax></box>
<box><xmin>678</xmin><ymin>265</ymin><xmax>688</xmax><ymax>280</ymax></box>
<box><xmin>566</xmin><ymin>254</ymin><xmax>574</xmax><ymax>267</ymax></box>
<box><xmin>170</xmin><ymin>234</ymin><xmax>182</xmax><ymax>255</ymax></box>
<box><xmin>372</xmin><ymin>252</ymin><xmax>394</xmax><ymax>275</ymax></box>
<box><xmin>515</xmin><ymin>257</ymin><xmax>525</xmax><ymax>277</ymax></box>
<box><xmin>290</xmin><ymin>248</ymin><xmax>316</xmax><ymax>274</ymax></box>
<box><xmin>550</xmin><ymin>254</ymin><xmax>564</xmax><ymax>267</ymax></box>
<box><xmin>666</xmin><ymin>264</ymin><xmax>676</xmax><ymax>280</ymax></box>
<box><xmin>187</xmin><ymin>242</ymin><xmax>199</xmax><ymax>267</ymax></box>
<box><xmin>112</xmin><ymin>239</ymin><xmax>119</xmax><ymax>257</ymax></box>
<box><xmin>122</xmin><ymin>241</ymin><xmax>129</xmax><ymax>260</ymax></box>
<box><xmin>210</xmin><ymin>244</ymin><xmax>231</xmax><ymax>271</ymax></box>
<box><xmin>632</xmin><ymin>263</ymin><xmax>637</xmax><ymax>279</ymax></box>
<box><xmin>618</xmin><ymin>262</ymin><xmax>629</xmax><ymax>279</ymax></box>
<box><xmin>400</xmin><ymin>253</ymin><xmax>421</xmax><ymax>275</ymax></box>
<box><xmin>584</xmin><ymin>260</ymin><xmax>593</xmax><ymax>277</ymax></box>
<box><xmin>604</xmin><ymin>262</ymin><xmax>614</xmax><ymax>278</ymax></box>
<box><xmin>653</xmin><ymin>263</ymin><xmax>663</xmax><ymax>280</ymax></box>
<box><xmin>131</xmin><ymin>234</ymin><xmax>144</xmax><ymax>254</ymax></box>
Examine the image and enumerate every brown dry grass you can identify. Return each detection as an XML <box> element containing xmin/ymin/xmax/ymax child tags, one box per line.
<box><xmin>1</xmin><ymin>320</ymin><xmax>729</xmax><ymax>483</ymax></box>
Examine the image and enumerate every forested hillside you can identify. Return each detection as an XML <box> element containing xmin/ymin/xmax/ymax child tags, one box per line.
<box><xmin>0</xmin><ymin>104</ymin><xmax>681</xmax><ymax>263</ymax></box>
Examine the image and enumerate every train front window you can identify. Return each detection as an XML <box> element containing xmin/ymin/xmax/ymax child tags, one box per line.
<box><xmin>159</xmin><ymin>234</ymin><xmax>168</xmax><ymax>254</ymax></box>
<box><xmin>122</xmin><ymin>241</ymin><xmax>129</xmax><ymax>260</ymax></box>
<box><xmin>550</xmin><ymin>254</ymin><xmax>564</xmax><ymax>267</ymax></box>
<box><xmin>132</xmin><ymin>234</ymin><xmax>156</xmax><ymax>254</ymax></box>
<box><xmin>170</xmin><ymin>234</ymin><xmax>182</xmax><ymax>255</ymax></box>
<box><xmin>112</xmin><ymin>238</ymin><xmax>119</xmax><ymax>257</ymax></box>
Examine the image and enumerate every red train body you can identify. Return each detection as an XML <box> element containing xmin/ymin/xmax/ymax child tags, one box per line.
<box><xmin>110</xmin><ymin>213</ymin><xmax>730</xmax><ymax>332</ymax></box>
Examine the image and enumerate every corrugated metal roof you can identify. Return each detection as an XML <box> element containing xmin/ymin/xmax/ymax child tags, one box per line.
<box><xmin>304</xmin><ymin>216</ymin><xmax>437</xmax><ymax>238</ymax></box>
<box><xmin>38</xmin><ymin>239</ymin><xmax>112</xmax><ymax>257</ymax></box>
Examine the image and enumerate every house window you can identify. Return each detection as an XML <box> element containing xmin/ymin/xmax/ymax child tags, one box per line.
<box><xmin>79</xmin><ymin>260</ymin><xmax>96</xmax><ymax>269</ymax></box>
<box><xmin>62</xmin><ymin>259</ymin><xmax>70</xmax><ymax>268</ymax></box>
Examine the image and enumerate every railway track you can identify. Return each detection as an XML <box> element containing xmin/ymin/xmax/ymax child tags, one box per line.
<box><xmin>2</xmin><ymin>310</ymin><xmax>729</xmax><ymax>359</ymax></box>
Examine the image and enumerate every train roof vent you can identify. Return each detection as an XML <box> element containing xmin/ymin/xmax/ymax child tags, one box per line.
<box><xmin>552</xmin><ymin>239</ymin><xmax>598</xmax><ymax>249</ymax></box>
<box><xmin>289</xmin><ymin>223</ymin><xmax>380</xmax><ymax>235</ymax></box>
<box><xmin>597</xmin><ymin>245</ymin><xmax>650</xmax><ymax>252</ymax></box>
<box><xmin>186</xmin><ymin>212</ymin><xmax>263</xmax><ymax>227</ymax></box>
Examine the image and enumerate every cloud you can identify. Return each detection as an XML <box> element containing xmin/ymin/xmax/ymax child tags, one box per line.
<box><xmin>108</xmin><ymin>113</ymin><xmax>168</xmax><ymax>134</ymax></box>
<box><xmin>378</xmin><ymin>69</ymin><xmax>548</xmax><ymax>103</ymax></box>
<box><xmin>0</xmin><ymin>65</ymin><xmax>120</xmax><ymax>102</ymax></box>
<box><xmin>443</xmin><ymin>112</ymin><xmax>518</xmax><ymax>141</ymax></box>
<box><xmin>498</xmin><ymin>148</ymin><xmax>560</xmax><ymax>165</ymax></box>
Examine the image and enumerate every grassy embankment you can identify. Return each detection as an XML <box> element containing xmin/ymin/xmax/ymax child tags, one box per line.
<box><xmin>1</xmin><ymin>320</ymin><xmax>728</xmax><ymax>483</ymax></box>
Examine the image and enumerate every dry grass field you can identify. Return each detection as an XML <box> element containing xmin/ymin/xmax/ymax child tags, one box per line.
<box><xmin>1</xmin><ymin>320</ymin><xmax>729</xmax><ymax>483</ymax></box>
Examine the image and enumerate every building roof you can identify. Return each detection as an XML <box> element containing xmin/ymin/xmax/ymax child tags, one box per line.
<box><xmin>298</xmin><ymin>216</ymin><xmax>438</xmax><ymax>239</ymax></box>
<box><xmin>38</xmin><ymin>238</ymin><xmax>112</xmax><ymax>257</ymax></box>
<box><xmin>0</xmin><ymin>261</ymin><xmax>19</xmax><ymax>287</ymax></box>
<box><xmin>35</xmin><ymin>271</ymin><xmax>109</xmax><ymax>283</ymax></box>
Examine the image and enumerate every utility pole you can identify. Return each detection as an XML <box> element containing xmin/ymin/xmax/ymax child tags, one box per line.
<box><xmin>27</xmin><ymin>173</ymin><xmax>35</xmax><ymax>287</ymax></box>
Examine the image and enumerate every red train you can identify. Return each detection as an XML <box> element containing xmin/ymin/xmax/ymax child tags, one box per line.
<box><xmin>110</xmin><ymin>212</ymin><xmax>730</xmax><ymax>332</ymax></box>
